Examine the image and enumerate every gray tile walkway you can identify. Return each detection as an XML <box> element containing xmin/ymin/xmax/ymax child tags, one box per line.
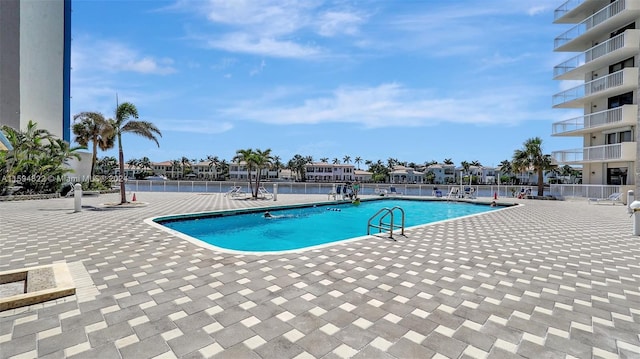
<box><xmin>0</xmin><ymin>192</ymin><xmax>639</xmax><ymax>358</ymax></box>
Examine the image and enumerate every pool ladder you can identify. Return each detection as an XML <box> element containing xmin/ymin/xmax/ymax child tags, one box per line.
<box><xmin>367</xmin><ymin>206</ymin><xmax>405</xmax><ymax>240</ymax></box>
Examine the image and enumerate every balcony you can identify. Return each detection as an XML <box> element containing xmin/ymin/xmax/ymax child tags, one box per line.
<box><xmin>554</xmin><ymin>0</ymin><xmax>610</xmax><ymax>24</ymax></box>
<box><xmin>552</xmin><ymin>142</ymin><xmax>637</xmax><ymax>164</ymax></box>
<box><xmin>552</xmin><ymin>105</ymin><xmax>638</xmax><ymax>136</ymax></box>
<box><xmin>554</xmin><ymin>0</ymin><xmax>640</xmax><ymax>52</ymax></box>
<box><xmin>552</xmin><ymin>67</ymin><xmax>638</xmax><ymax>108</ymax></box>
<box><xmin>554</xmin><ymin>30</ymin><xmax>640</xmax><ymax>80</ymax></box>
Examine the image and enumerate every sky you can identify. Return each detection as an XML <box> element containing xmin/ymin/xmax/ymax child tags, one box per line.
<box><xmin>70</xmin><ymin>0</ymin><xmax>583</xmax><ymax>168</ymax></box>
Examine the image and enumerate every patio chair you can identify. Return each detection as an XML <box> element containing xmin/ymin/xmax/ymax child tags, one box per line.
<box><xmin>463</xmin><ymin>187</ymin><xmax>476</xmax><ymax>199</ymax></box>
<box><xmin>374</xmin><ymin>188</ymin><xmax>388</xmax><ymax>196</ymax></box>
<box><xmin>588</xmin><ymin>192</ymin><xmax>622</xmax><ymax>205</ymax></box>
<box><xmin>224</xmin><ymin>186</ymin><xmax>245</xmax><ymax>197</ymax></box>
<box><xmin>447</xmin><ymin>187</ymin><xmax>460</xmax><ymax>199</ymax></box>
<box><xmin>258</xmin><ymin>186</ymin><xmax>273</xmax><ymax>199</ymax></box>
<box><xmin>328</xmin><ymin>185</ymin><xmax>342</xmax><ymax>200</ymax></box>
<box><xmin>388</xmin><ymin>186</ymin><xmax>402</xmax><ymax>196</ymax></box>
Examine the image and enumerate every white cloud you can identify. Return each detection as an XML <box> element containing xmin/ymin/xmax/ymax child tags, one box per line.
<box><xmin>250</xmin><ymin>59</ymin><xmax>266</xmax><ymax>76</ymax></box>
<box><xmin>206</xmin><ymin>33</ymin><xmax>321</xmax><ymax>58</ymax></box>
<box><xmin>316</xmin><ymin>10</ymin><xmax>366</xmax><ymax>37</ymax></box>
<box><xmin>73</xmin><ymin>37</ymin><xmax>176</xmax><ymax>75</ymax></box>
<box><xmin>176</xmin><ymin>0</ymin><xmax>365</xmax><ymax>58</ymax></box>
<box><xmin>219</xmin><ymin>83</ymin><xmax>552</xmax><ymax>129</ymax></box>
<box><xmin>159</xmin><ymin>119</ymin><xmax>234</xmax><ymax>134</ymax></box>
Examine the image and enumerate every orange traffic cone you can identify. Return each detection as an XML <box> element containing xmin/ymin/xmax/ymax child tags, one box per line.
<box><xmin>132</xmin><ymin>193</ymin><xmax>137</xmax><ymax>202</ymax></box>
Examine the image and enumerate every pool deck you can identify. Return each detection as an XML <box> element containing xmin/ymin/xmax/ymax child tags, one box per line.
<box><xmin>0</xmin><ymin>192</ymin><xmax>639</xmax><ymax>358</ymax></box>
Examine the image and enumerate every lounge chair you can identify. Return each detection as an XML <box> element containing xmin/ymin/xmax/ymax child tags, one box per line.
<box><xmin>341</xmin><ymin>185</ymin><xmax>350</xmax><ymax>200</ymax></box>
<box><xmin>329</xmin><ymin>185</ymin><xmax>342</xmax><ymax>200</ymax></box>
<box><xmin>258</xmin><ymin>186</ymin><xmax>273</xmax><ymax>199</ymax></box>
<box><xmin>463</xmin><ymin>187</ymin><xmax>476</xmax><ymax>199</ymax></box>
<box><xmin>374</xmin><ymin>188</ymin><xmax>388</xmax><ymax>196</ymax></box>
<box><xmin>224</xmin><ymin>186</ymin><xmax>245</xmax><ymax>197</ymax></box>
<box><xmin>588</xmin><ymin>192</ymin><xmax>622</xmax><ymax>205</ymax></box>
<box><xmin>447</xmin><ymin>187</ymin><xmax>460</xmax><ymax>199</ymax></box>
<box><xmin>388</xmin><ymin>186</ymin><xmax>402</xmax><ymax>196</ymax></box>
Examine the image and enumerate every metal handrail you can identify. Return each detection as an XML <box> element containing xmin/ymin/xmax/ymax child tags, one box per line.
<box><xmin>367</xmin><ymin>206</ymin><xmax>405</xmax><ymax>240</ymax></box>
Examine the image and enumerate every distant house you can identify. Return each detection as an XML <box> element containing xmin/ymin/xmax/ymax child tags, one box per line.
<box><xmin>426</xmin><ymin>163</ymin><xmax>456</xmax><ymax>184</ymax></box>
<box><xmin>354</xmin><ymin>169</ymin><xmax>373</xmax><ymax>182</ymax></box>
<box><xmin>389</xmin><ymin>166</ymin><xmax>424</xmax><ymax>184</ymax></box>
<box><xmin>305</xmin><ymin>163</ymin><xmax>355</xmax><ymax>182</ymax></box>
<box><xmin>228</xmin><ymin>161</ymin><xmax>278</xmax><ymax>181</ymax></box>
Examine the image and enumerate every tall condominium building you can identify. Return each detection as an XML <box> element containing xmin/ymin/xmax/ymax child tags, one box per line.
<box><xmin>0</xmin><ymin>0</ymin><xmax>72</xmax><ymax>142</ymax></box>
<box><xmin>551</xmin><ymin>0</ymin><xmax>640</xmax><ymax>188</ymax></box>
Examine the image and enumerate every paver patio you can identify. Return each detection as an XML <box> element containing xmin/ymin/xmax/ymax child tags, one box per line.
<box><xmin>0</xmin><ymin>192</ymin><xmax>639</xmax><ymax>358</ymax></box>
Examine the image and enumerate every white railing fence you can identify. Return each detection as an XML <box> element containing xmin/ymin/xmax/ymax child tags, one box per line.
<box><xmin>122</xmin><ymin>180</ymin><xmax>623</xmax><ymax>200</ymax></box>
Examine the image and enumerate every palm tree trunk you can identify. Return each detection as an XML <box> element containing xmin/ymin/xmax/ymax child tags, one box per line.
<box><xmin>118</xmin><ymin>134</ymin><xmax>127</xmax><ymax>204</ymax></box>
<box><xmin>537</xmin><ymin>169</ymin><xmax>544</xmax><ymax>196</ymax></box>
<box><xmin>91</xmin><ymin>141</ymin><xmax>97</xmax><ymax>180</ymax></box>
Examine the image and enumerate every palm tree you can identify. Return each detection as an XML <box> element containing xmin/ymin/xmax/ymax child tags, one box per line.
<box><xmin>170</xmin><ymin>159</ymin><xmax>181</xmax><ymax>179</ymax></box>
<box><xmin>332</xmin><ymin>158</ymin><xmax>340</xmax><ymax>165</ymax></box>
<box><xmin>320</xmin><ymin>157</ymin><xmax>329</xmax><ymax>163</ymax></box>
<box><xmin>354</xmin><ymin>156</ymin><xmax>362</xmax><ymax>170</ymax></box>
<box><xmin>180</xmin><ymin>156</ymin><xmax>191</xmax><ymax>178</ymax></box>
<box><xmin>460</xmin><ymin>161</ymin><xmax>470</xmax><ymax>185</ymax></box>
<box><xmin>343</xmin><ymin>155</ymin><xmax>351</xmax><ymax>164</ymax></box>
<box><xmin>443</xmin><ymin>158</ymin><xmax>454</xmax><ymax>165</ymax></box>
<box><xmin>110</xmin><ymin>102</ymin><xmax>162</xmax><ymax>204</ymax></box>
<box><xmin>1</xmin><ymin>122</ymin><xmax>81</xmax><ymax>194</ymax></box>
<box><xmin>234</xmin><ymin>148</ymin><xmax>256</xmax><ymax>194</ymax></box>
<box><xmin>218</xmin><ymin>159</ymin><xmax>230</xmax><ymax>180</ymax></box>
<box><xmin>139</xmin><ymin>157</ymin><xmax>152</xmax><ymax>174</ymax></box>
<box><xmin>72</xmin><ymin>112</ymin><xmax>113</xmax><ymax>180</ymax></box>
<box><xmin>498</xmin><ymin>159</ymin><xmax>512</xmax><ymax>184</ymax></box>
<box><xmin>512</xmin><ymin>137</ymin><xmax>555</xmax><ymax>196</ymax></box>
<box><xmin>386</xmin><ymin>157</ymin><xmax>397</xmax><ymax>170</ymax></box>
<box><xmin>97</xmin><ymin>156</ymin><xmax>118</xmax><ymax>175</ymax></box>
<box><xmin>272</xmin><ymin>155</ymin><xmax>283</xmax><ymax>179</ymax></box>
<box><xmin>126</xmin><ymin>158</ymin><xmax>140</xmax><ymax>178</ymax></box>
<box><xmin>206</xmin><ymin>155</ymin><xmax>219</xmax><ymax>180</ymax></box>
<box><xmin>252</xmin><ymin>148</ymin><xmax>273</xmax><ymax>198</ymax></box>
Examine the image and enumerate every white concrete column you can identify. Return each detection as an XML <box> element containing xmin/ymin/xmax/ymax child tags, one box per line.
<box><xmin>73</xmin><ymin>183</ymin><xmax>82</xmax><ymax>212</ymax></box>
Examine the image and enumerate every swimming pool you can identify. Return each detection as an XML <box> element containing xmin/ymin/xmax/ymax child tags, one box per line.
<box><xmin>151</xmin><ymin>199</ymin><xmax>498</xmax><ymax>253</ymax></box>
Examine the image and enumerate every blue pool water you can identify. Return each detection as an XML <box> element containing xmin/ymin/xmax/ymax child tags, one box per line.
<box><xmin>156</xmin><ymin>199</ymin><xmax>496</xmax><ymax>252</ymax></box>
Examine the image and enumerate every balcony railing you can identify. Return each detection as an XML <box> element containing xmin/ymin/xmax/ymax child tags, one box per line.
<box><xmin>552</xmin><ymin>68</ymin><xmax>637</xmax><ymax>107</ymax></box>
<box><xmin>553</xmin><ymin>31</ymin><xmax>629</xmax><ymax>78</ymax></box>
<box><xmin>552</xmin><ymin>105</ymin><xmax>637</xmax><ymax>135</ymax></box>
<box><xmin>552</xmin><ymin>142</ymin><xmax>636</xmax><ymax>163</ymax></box>
<box><xmin>554</xmin><ymin>0</ymin><xmax>584</xmax><ymax>21</ymax></box>
<box><xmin>554</xmin><ymin>0</ymin><xmax>626</xmax><ymax>50</ymax></box>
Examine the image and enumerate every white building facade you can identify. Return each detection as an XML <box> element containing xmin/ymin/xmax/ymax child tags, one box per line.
<box><xmin>551</xmin><ymin>0</ymin><xmax>640</xmax><ymax>187</ymax></box>
<box><xmin>305</xmin><ymin>163</ymin><xmax>355</xmax><ymax>182</ymax></box>
<box><xmin>0</xmin><ymin>0</ymin><xmax>72</xmax><ymax>142</ymax></box>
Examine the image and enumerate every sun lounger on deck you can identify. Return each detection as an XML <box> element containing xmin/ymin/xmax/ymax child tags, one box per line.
<box><xmin>258</xmin><ymin>186</ymin><xmax>273</xmax><ymax>199</ymax></box>
<box><xmin>588</xmin><ymin>192</ymin><xmax>622</xmax><ymax>205</ymax></box>
<box><xmin>225</xmin><ymin>186</ymin><xmax>246</xmax><ymax>197</ymax></box>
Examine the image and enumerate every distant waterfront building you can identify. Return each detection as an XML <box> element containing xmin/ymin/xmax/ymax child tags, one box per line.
<box><xmin>389</xmin><ymin>165</ymin><xmax>424</xmax><ymax>184</ymax></box>
<box><xmin>229</xmin><ymin>161</ymin><xmax>278</xmax><ymax>181</ymax></box>
<box><xmin>425</xmin><ymin>163</ymin><xmax>456</xmax><ymax>184</ymax></box>
<box><xmin>551</xmin><ymin>0</ymin><xmax>639</xmax><ymax>188</ymax></box>
<box><xmin>0</xmin><ymin>0</ymin><xmax>72</xmax><ymax>142</ymax></box>
<box><xmin>354</xmin><ymin>169</ymin><xmax>373</xmax><ymax>182</ymax></box>
<box><xmin>305</xmin><ymin>163</ymin><xmax>355</xmax><ymax>182</ymax></box>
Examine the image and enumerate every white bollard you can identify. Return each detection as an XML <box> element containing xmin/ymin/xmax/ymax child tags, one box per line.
<box><xmin>631</xmin><ymin>200</ymin><xmax>640</xmax><ymax>236</ymax></box>
<box><xmin>627</xmin><ymin>190</ymin><xmax>634</xmax><ymax>214</ymax></box>
<box><xmin>74</xmin><ymin>183</ymin><xmax>82</xmax><ymax>212</ymax></box>
<box><xmin>273</xmin><ymin>183</ymin><xmax>278</xmax><ymax>201</ymax></box>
